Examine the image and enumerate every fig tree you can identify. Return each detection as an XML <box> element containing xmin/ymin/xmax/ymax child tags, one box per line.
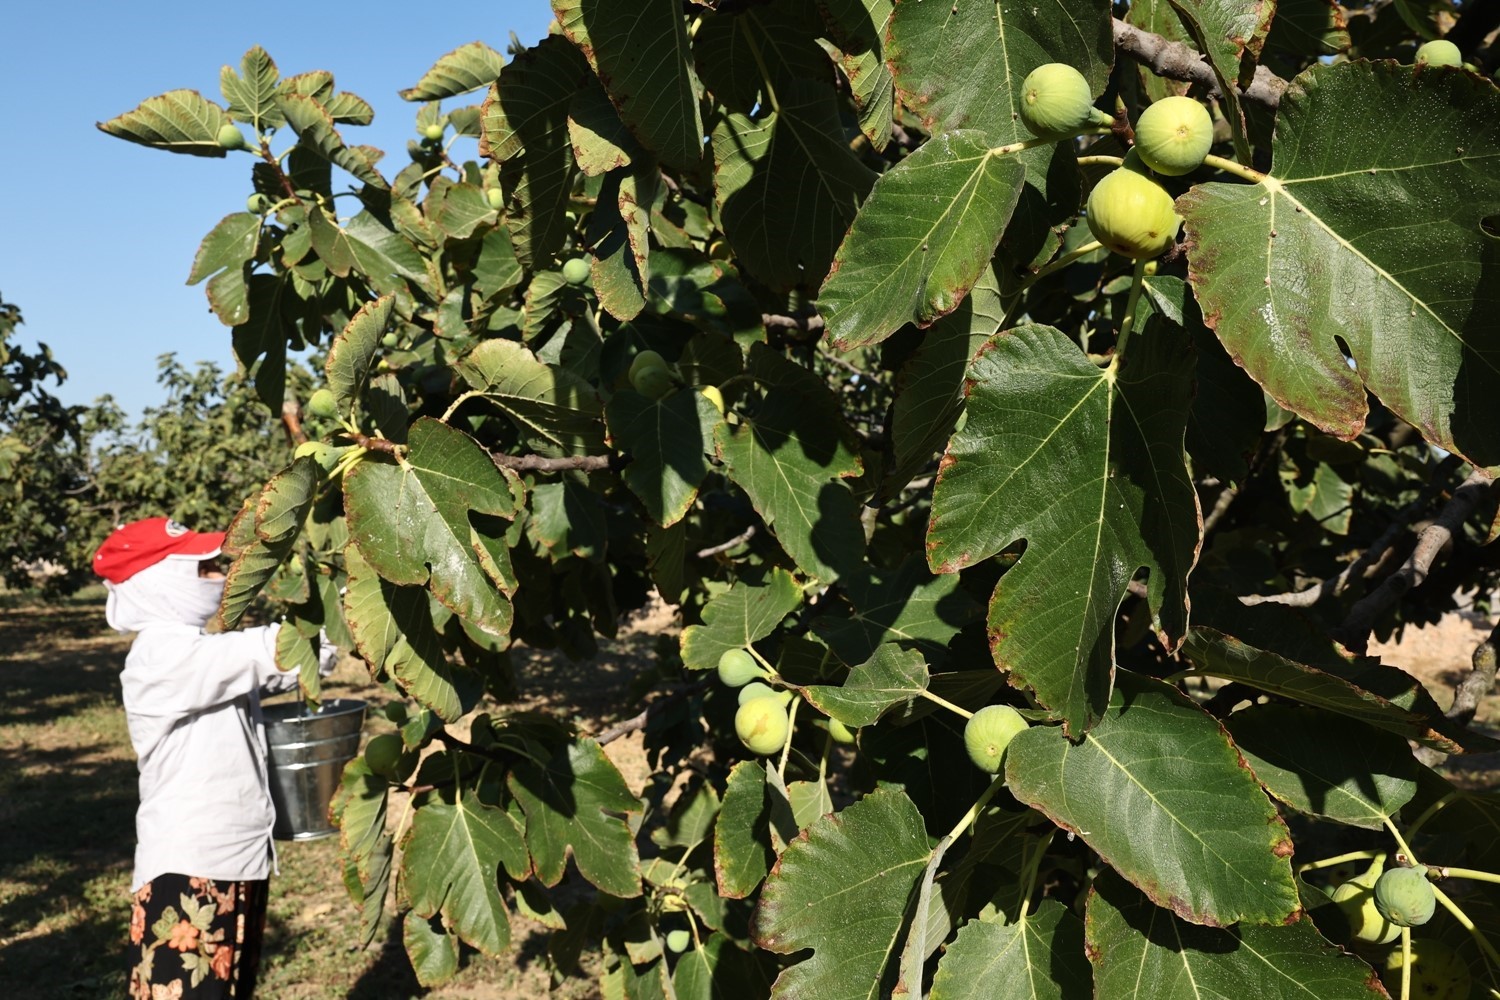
<box><xmin>1086</xmin><ymin>168</ymin><xmax>1181</xmax><ymax>259</ymax></box>
<box><xmin>735</xmin><ymin>697</ymin><xmax>790</xmax><ymax>756</ymax></box>
<box><xmin>306</xmin><ymin>387</ymin><xmax>338</xmax><ymax>418</ymax></box>
<box><xmin>1415</xmin><ymin>39</ymin><xmax>1462</xmax><ymax>67</ymax></box>
<box><xmin>718</xmin><ymin>648</ymin><xmax>767</xmax><ymax>687</ymax></box>
<box><xmin>562</xmin><ymin>257</ymin><xmax>591</xmax><ymax>285</ymax></box>
<box><xmin>216</xmin><ymin>123</ymin><xmax>248</xmax><ymax>150</ymax></box>
<box><xmin>1331</xmin><ymin>862</ymin><xmax>1400</xmax><ymax>946</ymax></box>
<box><xmin>1374</xmin><ymin>865</ymin><xmax>1435</xmax><ymax>927</ymax></box>
<box><xmin>364</xmin><ymin>732</ymin><xmax>405</xmax><ymax>778</ymax></box>
<box><xmin>665</xmin><ymin>929</ymin><xmax>692</xmax><ymax>953</ymax></box>
<box><xmin>963</xmin><ymin>704</ymin><xmax>1028</xmax><ymax>773</ymax></box>
<box><xmin>1133</xmin><ymin>96</ymin><xmax>1214</xmax><ymax>176</ymax></box>
<box><xmin>1380</xmin><ymin>938</ymin><xmax>1471</xmax><ymax>999</ymax></box>
<box><xmin>1018</xmin><ymin>63</ymin><xmax>1111</xmax><ymax>139</ymax></box>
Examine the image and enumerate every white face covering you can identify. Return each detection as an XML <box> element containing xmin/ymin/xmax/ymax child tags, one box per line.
<box><xmin>104</xmin><ymin>556</ymin><xmax>227</xmax><ymax>633</ymax></box>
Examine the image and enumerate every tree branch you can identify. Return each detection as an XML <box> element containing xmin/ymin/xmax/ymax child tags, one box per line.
<box><xmin>1446</xmin><ymin>621</ymin><xmax>1500</xmax><ymax>729</ymax></box>
<box><xmin>1334</xmin><ymin>469</ymin><xmax>1498</xmax><ymax>653</ymax></box>
<box><xmin>488</xmin><ymin>451</ymin><xmax>617</xmax><ymax>472</ymax></box>
<box><xmin>1111</xmin><ymin>18</ymin><xmax>1289</xmax><ymax>110</ymax></box>
<box><xmin>762</xmin><ymin>312</ymin><xmax>825</xmax><ymax>335</ymax></box>
<box><xmin>696</xmin><ymin>525</ymin><xmax>756</xmax><ymax>558</ymax></box>
<box><xmin>596</xmin><ymin>680</ymin><xmax>710</xmax><ymax>746</ymax></box>
<box><xmin>281</xmin><ymin>400</ymin><xmax>308</xmax><ymax>445</ymax></box>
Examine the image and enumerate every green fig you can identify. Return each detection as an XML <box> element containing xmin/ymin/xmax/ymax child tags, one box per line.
<box><xmin>306</xmin><ymin>387</ymin><xmax>338</xmax><ymax>419</ymax></box>
<box><xmin>1374</xmin><ymin>866</ymin><xmax>1436</xmax><ymax>927</ymax></box>
<box><xmin>827</xmin><ymin>718</ymin><xmax>856</xmax><ymax>744</ymax></box>
<box><xmin>963</xmin><ymin>704</ymin><xmax>1028</xmax><ymax>773</ymax></box>
<box><xmin>363</xmin><ymin>733</ymin><xmax>405</xmax><ymax>777</ymax></box>
<box><xmin>422</xmin><ymin>122</ymin><xmax>445</xmax><ymax>141</ymax></box>
<box><xmin>1086</xmin><ymin>168</ymin><xmax>1181</xmax><ymax>259</ymax></box>
<box><xmin>665</xmin><ymin>929</ymin><xmax>692</xmax><ymax>953</ymax></box>
<box><xmin>738</xmin><ymin>681</ymin><xmax>792</xmax><ymax>707</ymax></box>
<box><xmin>216</xmin><ymin>123</ymin><xmax>248</xmax><ymax>150</ymax></box>
<box><xmin>1331</xmin><ymin>859</ymin><xmax>1401</xmax><ymax>946</ymax></box>
<box><xmin>486</xmin><ymin>187</ymin><xmax>504</xmax><ymax>210</ymax></box>
<box><xmin>629</xmin><ymin>350</ymin><xmax>674</xmax><ymax>399</ymax></box>
<box><xmin>718</xmin><ymin>648</ymin><xmax>767</xmax><ymax>687</ymax></box>
<box><xmin>561</xmin><ymin>257</ymin><xmax>591</xmax><ymax>285</ymax></box>
<box><xmin>1133</xmin><ymin>96</ymin><xmax>1214</xmax><ymax>176</ymax></box>
<box><xmin>246</xmin><ymin>192</ymin><xmax>272</xmax><ymax>214</ymax></box>
<box><xmin>1018</xmin><ymin>63</ymin><xmax>1111</xmax><ymax>139</ymax></box>
<box><xmin>1415</xmin><ymin>39</ymin><xmax>1462</xmax><ymax>67</ymax></box>
<box><xmin>735</xmin><ymin>698</ymin><xmax>790</xmax><ymax>755</ymax></box>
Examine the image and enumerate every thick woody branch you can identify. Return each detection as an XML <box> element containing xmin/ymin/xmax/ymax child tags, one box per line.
<box><xmin>281</xmin><ymin>400</ymin><xmax>308</xmax><ymax>445</ymax></box>
<box><xmin>1334</xmin><ymin>469</ymin><xmax>1498</xmax><ymax>654</ymax></box>
<box><xmin>1111</xmin><ymin>18</ymin><xmax>1289</xmax><ymax>110</ymax></box>
<box><xmin>488</xmin><ymin>451</ymin><xmax>617</xmax><ymax>472</ymax></box>
<box><xmin>1446</xmin><ymin>621</ymin><xmax>1500</xmax><ymax>729</ymax></box>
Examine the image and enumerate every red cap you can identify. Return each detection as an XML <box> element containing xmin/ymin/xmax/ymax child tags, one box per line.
<box><xmin>93</xmin><ymin>518</ymin><xmax>226</xmax><ymax>584</ymax></box>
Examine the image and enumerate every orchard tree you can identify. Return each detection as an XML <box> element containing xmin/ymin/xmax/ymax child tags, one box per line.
<box><xmin>99</xmin><ymin>2</ymin><xmax>1500</xmax><ymax>996</ymax></box>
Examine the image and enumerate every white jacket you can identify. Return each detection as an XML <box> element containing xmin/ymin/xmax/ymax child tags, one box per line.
<box><xmin>120</xmin><ymin>621</ymin><xmax>295</xmax><ymax>891</ymax></box>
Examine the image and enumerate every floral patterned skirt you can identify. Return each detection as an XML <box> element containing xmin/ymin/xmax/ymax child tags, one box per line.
<box><xmin>128</xmin><ymin>874</ymin><xmax>268</xmax><ymax>999</ymax></box>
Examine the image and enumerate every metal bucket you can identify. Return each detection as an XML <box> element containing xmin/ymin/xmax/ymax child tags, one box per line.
<box><xmin>262</xmin><ymin>698</ymin><xmax>367</xmax><ymax>841</ymax></box>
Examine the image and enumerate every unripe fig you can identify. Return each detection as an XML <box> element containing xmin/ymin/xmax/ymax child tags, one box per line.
<box><xmin>247</xmin><ymin>192</ymin><xmax>272</xmax><ymax>214</ymax></box>
<box><xmin>216</xmin><ymin>123</ymin><xmax>248</xmax><ymax>150</ymax></box>
<box><xmin>1380</xmin><ymin>938</ymin><xmax>1471</xmax><ymax>999</ymax></box>
<box><xmin>1133</xmin><ymin>96</ymin><xmax>1213</xmax><ymax>176</ymax></box>
<box><xmin>1374</xmin><ymin>865</ymin><xmax>1435</xmax><ymax>927</ymax></box>
<box><xmin>561</xmin><ymin>257</ymin><xmax>591</xmax><ymax>285</ymax></box>
<box><xmin>735</xmin><ymin>697</ymin><xmax>790</xmax><ymax>756</ymax></box>
<box><xmin>486</xmin><ymin>187</ymin><xmax>504</xmax><ymax>210</ymax></box>
<box><xmin>1018</xmin><ymin>63</ymin><xmax>1111</xmax><ymax>138</ymax></box>
<box><xmin>364</xmin><ymin>732</ymin><xmax>405</xmax><ymax>777</ymax></box>
<box><xmin>718</xmin><ymin>648</ymin><xmax>767</xmax><ymax>687</ymax></box>
<box><xmin>827</xmin><ymin>718</ymin><xmax>856</xmax><ymax>744</ymax></box>
<box><xmin>963</xmin><ymin>704</ymin><xmax>1028</xmax><ymax>773</ymax></box>
<box><xmin>629</xmin><ymin>350</ymin><xmax>674</xmax><ymax>399</ymax></box>
<box><xmin>422</xmin><ymin>122</ymin><xmax>445</xmax><ymax>141</ymax></box>
<box><xmin>738</xmin><ymin>681</ymin><xmax>792</xmax><ymax>707</ymax></box>
<box><xmin>699</xmin><ymin>385</ymin><xmax>725</xmax><ymax>415</ymax></box>
<box><xmin>381</xmin><ymin>333</ymin><xmax>399</xmax><ymax>349</ymax></box>
<box><xmin>307</xmin><ymin>387</ymin><xmax>338</xmax><ymax>418</ymax></box>
<box><xmin>1331</xmin><ymin>868</ymin><xmax>1400</xmax><ymax>946</ymax></box>
<box><xmin>1086</xmin><ymin>169</ymin><xmax>1181</xmax><ymax>259</ymax></box>
<box><xmin>665</xmin><ymin>929</ymin><xmax>692</xmax><ymax>953</ymax></box>
<box><xmin>1415</xmin><ymin>39</ymin><xmax>1462</xmax><ymax>67</ymax></box>
<box><xmin>383</xmin><ymin>701</ymin><xmax>409</xmax><ymax>724</ymax></box>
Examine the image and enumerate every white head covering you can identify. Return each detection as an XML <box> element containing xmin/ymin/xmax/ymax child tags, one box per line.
<box><xmin>104</xmin><ymin>555</ymin><xmax>226</xmax><ymax>633</ymax></box>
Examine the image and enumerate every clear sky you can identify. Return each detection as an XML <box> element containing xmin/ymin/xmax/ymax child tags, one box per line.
<box><xmin>1</xmin><ymin>0</ymin><xmax>556</xmax><ymax>417</ymax></box>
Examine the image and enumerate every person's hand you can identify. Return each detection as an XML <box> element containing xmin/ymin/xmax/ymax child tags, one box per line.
<box><xmin>317</xmin><ymin>630</ymin><xmax>340</xmax><ymax>677</ymax></box>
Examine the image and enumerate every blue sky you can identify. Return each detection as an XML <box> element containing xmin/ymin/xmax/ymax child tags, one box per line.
<box><xmin>2</xmin><ymin>1</ymin><xmax>555</xmax><ymax>417</ymax></box>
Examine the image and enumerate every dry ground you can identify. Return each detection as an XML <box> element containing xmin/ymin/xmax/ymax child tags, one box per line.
<box><xmin>0</xmin><ymin>590</ymin><xmax>1492</xmax><ymax>997</ymax></box>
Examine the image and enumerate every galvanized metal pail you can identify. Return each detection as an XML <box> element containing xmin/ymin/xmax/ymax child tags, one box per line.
<box><xmin>262</xmin><ymin>698</ymin><xmax>367</xmax><ymax>841</ymax></box>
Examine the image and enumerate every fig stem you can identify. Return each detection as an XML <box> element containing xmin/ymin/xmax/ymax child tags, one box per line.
<box><xmin>776</xmin><ymin>696</ymin><xmax>800</xmax><ymax>780</ymax></box>
<box><xmin>1404</xmin><ymin>790</ymin><xmax>1459</xmax><ymax>840</ymax></box>
<box><xmin>1013</xmin><ymin>829</ymin><xmax>1055</xmax><ymax>919</ymax></box>
<box><xmin>440</xmin><ymin>389</ymin><xmax>485</xmax><ymax>423</ymax></box>
<box><xmin>942</xmin><ymin>772</ymin><xmax>1008</xmax><ymax>844</ymax></box>
<box><xmin>1400</xmin><ymin>927</ymin><xmax>1411</xmax><ymax>1000</ymax></box>
<box><xmin>1076</xmin><ymin>155</ymin><xmax>1125</xmax><ymax>167</ymax></box>
<box><xmin>919</xmin><ymin>688</ymin><xmax>975</xmax><ymax>720</ymax></box>
<box><xmin>1431</xmin><ymin>883</ymin><xmax>1500</xmax><ymax>973</ymax></box>
<box><xmin>1000</xmin><ymin>240</ymin><xmax>1106</xmax><ymax>330</ymax></box>
<box><xmin>1202</xmin><ymin>153</ymin><xmax>1267</xmax><ymax>184</ymax></box>
<box><xmin>1112</xmin><ymin>257</ymin><xmax>1150</xmax><ymax>362</ymax></box>
<box><xmin>745</xmin><ymin>643</ymin><xmax>780</xmax><ymax>680</ymax></box>
<box><xmin>1434</xmin><ymin>866</ymin><xmax>1500</xmax><ymax>885</ymax></box>
<box><xmin>990</xmin><ymin>128</ymin><xmax>1112</xmax><ymax>157</ymax></box>
<box><xmin>1383</xmin><ymin>815</ymin><xmax>1419</xmax><ymax>867</ymax></box>
<box><xmin>1296</xmin><ymin>849</ymin><xmax>1384</xmax><ymax>875</ymax></box>
<box><xmin>739</xmin><ymin>20</ymin><xmax>781</xmax><ymax>115</ymax></box>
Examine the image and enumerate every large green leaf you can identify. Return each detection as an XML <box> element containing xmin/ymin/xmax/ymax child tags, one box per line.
<box><xmin>879</xmin><ymin>266</ymin><xmax>1005</xmax><ymax>499</ymax></box>
<box><xmin>342</xmin><ymin>544</ymin><xmax>482</xmax><ymax>722</ymax></box>
<box><xmin>508</xmin><ymin>738</ymin><xmax>642</xmax><ymax>897</ymax></box>
<box><xmin>926</xmin><ymin>325</ymin><xmax>1198</xmax><ymax>734</ymax></box>
<box><xmin>818</xmin><ymin>0</ymin><xmax>896</xmax><ymax>150</ymax></box>
<box><xmin>187</xmin><ymin>213</ymin><xmax>261</xmax><ymax>286</ymax></box>
<box><xmin>585</xmin><ymin>166</ymin><xmax>651</xmax><ymax>321</ymax></box>
<box><xmin>712</xmin><ymin>81</ymin><xmax>875</xmax><ymax>292</ymax></box>
<box><xmin>480</xmin><ymin>35</ymin><xmax>589</xmax><ymax>269</ymax></box>
<box><xmin>277</xmin><ymin>93</ymin><xmax>388</xmax><ymax>189</ymax></box>
<box><xmin>551</xmin><ymin>0</ymin><xmax>704</xmax><ymax>173</ymax></box>
<box><xmin>715</xmin><ymin>346</ymin><xmax>866</xmax><ymax>583</ymax></box>
<box><xmin>605</xmin><ymin>386</ymin><xmax>721</xmax><ymax>527</ymax></box>
<box><xmin>325</xmin><ymin>295</ymin><xmax>393</xmax><ymax>417</ymax></box>
<box><xmin>1085</xmin><ymin>871</ymin><xmax>1387</xmax><ymax>998</ymax></box>
<box><xmin>229</xmin><ymin>274</ymin><xmax>293</xmax><ymax>409</ymax></box>
<box><xmin>692</xmin><ymin>0</ymin><xmax>828</xmax><ymax>114</ymax></box>
<box><xmin>1225</xmin><ymin>704</ymin><xmax>1418</xmax><ymax>830</ymax></box>
<box><xmin>212</xmin><ymin>459</ymin><xmax>317</xmax><ymax>630</ymax></box>
<box><xmin>886</xmin><ymin>0</ymin><xmax>1113</xmax><ymax>142</ymax></box>
<box><xmin>96</xmin><ymin>89</ymin><xmax>232</xmax><ymax>157</ymax></box>
<box><xmin>753</xmin><ymin>787</ymin><xmax>931</xmax><ymax>1000</ymax></box>
<box><xmin>330</xmin><ymin>760</ymin><xmax>390</xmax><ymax>949</ymax></box>
<box><xmin>715</xmin><ymin>760</ymin><xmax>797</xmax><ymax>899</ymax></box>
<box><xmin>344</xmin><ymin>419</ymin><xmax>520</xmax><ymax>635</ymax></box>
<box><xmin>680</xmin><ymin>569</ymin><xmax>803</xmax><ymax>672</ymax></box>
<box><xmin>307</xmin><ymin>207</ymin><xmax>430</xmax><ymax>296</ymax></box>
<box><xmin>1181</xmin><ymin>61</ymin><xmax>1500</xmax><ymax>473</ymax></box>
<box><xmin>568</xmin><ymin>77</ymin><xmax>644</xmax><ymax>176</ymax></box>
<box><xmin>454</xmin><ymin>339</ymin><xmax>605</xmax><ymax>455</ymax></box>
<box><xmin>1006</xmin><ymin>672</ymin><xmax>1299</xmax><ymax>927</ymax></box>
<box><xmin>817</xmin><ymin>132</ymin><xmax>1026</xmax><ymax>351</ymax></box>
<box><xmin>802</xmin><ymin>644</ymin><xmax>930</xmax><ymax>728</ymax></box>
<box><xmin>400</xmin><ymin>41</ymin><xmax>507</xmax><ymax>101</ymax></box>
<box><xmin>220</xmin><ymin>46</ymin><xmax>283</xmax><ymax>133</ymax></box>
<box><xmin>812</xmin><ymin>556</ymin><xmax>981</xmax><ymax>668</ymax></box>
<box><xmin>928</xmin><ymin>899</ymin><xmax>1091</xmax><ymax>1000</ymax></box>
<box><xmin>400</xmin><ymin>796</ymin><xmax>529</xmax><ymax>955</ymax></box>
<box><xmin>672</xmin><ymin>932</ymin><xmax>776</xmax><ymax>1000</ymax></box>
